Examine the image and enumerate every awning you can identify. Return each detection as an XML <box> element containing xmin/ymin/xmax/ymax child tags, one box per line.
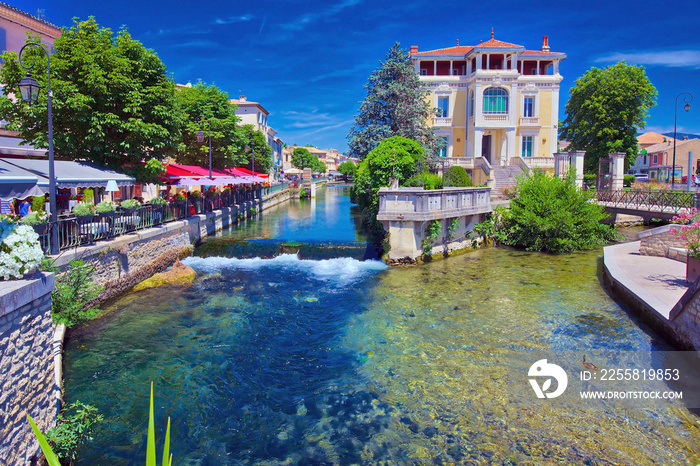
<box><xmin>0</xmin><ymin>158</ymin><xmax>135</xmax><ymax>189</ymax></box>
<box><xmin>283</xmin><ymin>168</ymin><xmax>302</xmax><ymax>175</ymax></box>
<box><xmin>0</xmin><ymin>159</ymin><xmax>47</xmax><ymax>200</ymax></box>
<box><xmin>234</xmin><ymin>167</ymin><xmax>269</xmax><ymax>178</ymax></box>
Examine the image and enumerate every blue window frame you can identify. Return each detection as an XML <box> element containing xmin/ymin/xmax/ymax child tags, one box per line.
<box><xmin>523</xmin><ymin>97</ymin><xmax>533</xmax><ymax>117</ymax></box>
<box><xmin>437</xmin><ymin>96</ymin><xmax>449</xmax><ymax>118</ymax></box>
<box><xmin>522</xmin><ymin>136</ymin><xmax>533</xmax><ymax>157</ymax></box>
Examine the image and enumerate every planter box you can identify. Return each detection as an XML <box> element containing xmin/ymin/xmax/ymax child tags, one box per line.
<box><xmin>31</xmin><ymin>223</ymin><xmax>48</xmax><ymax>235</ymax></box>
<box><xmin>687</xmin><ymin>256</ymin><xmax>700</xmax><ymax>283</ymax></box>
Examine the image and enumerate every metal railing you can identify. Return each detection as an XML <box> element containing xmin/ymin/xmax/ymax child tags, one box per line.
<box><xmin>596</xmin><ymin>189</ymin><xmax>699</xmax><ymax>215</ymax></box>
<box><xmin>36</xmin><ymin>186</ymin><xmax>267</xmax><ymax>253</ymax></box>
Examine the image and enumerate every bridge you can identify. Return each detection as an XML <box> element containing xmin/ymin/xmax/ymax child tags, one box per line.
<box><xmin>596</xmin><ymin>189</ymin><xmax>700</xmax><ymax>221</ymax></box>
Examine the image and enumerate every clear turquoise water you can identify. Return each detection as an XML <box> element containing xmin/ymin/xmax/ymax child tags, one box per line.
<box><xmin>63</xmin><ymin>186</ymin><xmax>700</xmax><ymax>464</ymax></box>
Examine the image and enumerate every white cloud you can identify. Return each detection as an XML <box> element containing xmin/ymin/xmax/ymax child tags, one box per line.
<box><xmin>214</xmin><ymin>14</ymin><xmax>254</xmax><ymax>25</ymax></box>
<box><xmin>281</xmin><ymin>0</ymin><xmax>361</xmax><ymax>31</ymax></box>
<box><xmin>282</xmin><ymin>110</ymin><xmax>348</xmax><ymax>129</ymax></box>
<box><xmin>595</xmin><ymin>50</ymin><xmax>700</xmax><ymax>69</ymax></box>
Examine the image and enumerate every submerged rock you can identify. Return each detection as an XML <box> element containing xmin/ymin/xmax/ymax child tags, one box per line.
<box><xmin>133</xmin><ymin>260</ymin><xmax>196</xmax><ymax>291</ymax></box>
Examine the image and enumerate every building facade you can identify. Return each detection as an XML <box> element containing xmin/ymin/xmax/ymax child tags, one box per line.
<box><xmin>410</xmin><ymin>32</ymin><xmax>565</xmax><ymax>183</ymax></box>
<box><xmin>646</xmin><ymin>138</ymin><xmax>700</xmax><ymax>182</ymax></box>
<box><xmin>230</xmin><ymin>96</ymin><xmax>284</xmax><ymax>178</ymax></box>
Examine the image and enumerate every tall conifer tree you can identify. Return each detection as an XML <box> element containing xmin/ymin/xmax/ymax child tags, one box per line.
<box><xmin>347</xmin><ymin>43</ymin><xmax>439</xmax><ymax>159</ymax></box>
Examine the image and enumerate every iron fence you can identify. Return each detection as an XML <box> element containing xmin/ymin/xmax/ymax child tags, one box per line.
<box><xmin>596</xmin><ymin>189</ymin><xmax>700</xmax><ymax>215</ymax></box>
<box><xmin>36</xmin><ymin>186</ymin><xmax>267</xmax><ymax>254</ymax></box>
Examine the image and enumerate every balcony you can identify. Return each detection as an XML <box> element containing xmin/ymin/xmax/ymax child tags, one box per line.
<box><xmin>433</xmin><ymin>117</ymin><xmax>452</xmax><ymax>127</ymax></box>
<box><xmin>482</xmin><ymin>114</ymin><xmax>509</xmax><ymax>123</ymax></box>
<box><xmin>519</xmin><ymin>116</ymin><xmax>540</xmax><ymax>126</ymax></box>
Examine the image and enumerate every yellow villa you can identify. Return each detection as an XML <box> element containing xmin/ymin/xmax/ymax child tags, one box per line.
<box><xmin>410</xmin><ymin>32</ymin><xmax>566</xmax><ymax>187</ymax></box>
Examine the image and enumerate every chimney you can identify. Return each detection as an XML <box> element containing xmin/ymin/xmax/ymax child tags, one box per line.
<box><xmin>410</xmin><ymin>45</ymin><xmax>418</xmax><ymax>54</ymax></box>
<box><xmin>456</xmin><ymin>39</ymin><xmax>459</xmax><ymax>46</ymax></box>
<box><xmin>239</xmin><ymin>95</ymin><xmax>247</xmax><ymax>102</ymax></box>
<box><xmin>541</xmin><ymin>36</ymin><xmax>550</xmax><ymax>52</ymax></box>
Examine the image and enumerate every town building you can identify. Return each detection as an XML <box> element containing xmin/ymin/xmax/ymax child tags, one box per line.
<box><xmin>629</xmin><ymin>132</ymin><xmax>675</xmax><ymax>175</ymax></box>
<box><xmin>0</xmin><ymin>3</ymin><xmax>61</xmax><ymax>157</ymax></box>
<box><xmin>410</xmin><ymin>31</ymin><xmax>565</xmax><ymax>187</ymax></box>
<box><xmin>281</xmin><ymin>146</ymin><xmax>344</xmax><ymax>173</ymax></box>
<box><xmin>646</xmin><ymin>137</ymin><xmax>700</xmax><ymax>182</ymax></box>
<box><xmin>230</xmin><ymin>96</ymin><xmax>283</xmax><ymax>178</ymax></box>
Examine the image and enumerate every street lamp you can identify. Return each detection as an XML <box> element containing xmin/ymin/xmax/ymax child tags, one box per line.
<box><xmin>195</xmin><ymin>117</ymin><xmax>211</xmax><ymax>179</ymax></box>
<box><xmin>17</xmin><ymin>42</ymin><xmax>58</xmax><ymax>255</ymax></box>
<box><xmin>672</xmin><ymin>92</ymin><xmax>693</xmax><ymax>189</ymax></box>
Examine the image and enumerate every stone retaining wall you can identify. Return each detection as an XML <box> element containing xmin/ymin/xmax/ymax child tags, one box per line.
<box><xmin>639</xmin><ymin>224</ymin><xmax>687</xmax><ymax>261</ymax></box>
<box><xmin>0</xmin><ymin>272</ymin><xmax>57</xmax><ymax>465</ymax></box>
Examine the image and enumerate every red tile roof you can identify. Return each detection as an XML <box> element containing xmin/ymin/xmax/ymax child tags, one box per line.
<box><xmin>413</xmin><ymin>46</ymin><xmax>474</xmax><ymax>56</ymax></box>
<box><xmin>521</xmin><ymin>50</ymin><xmax>566</xmax><ymax>56</ymax></box>
<box><xmin>475</xmin><ymin>38</ymin><xmax>524</xmax><ymax>49</ymax></box>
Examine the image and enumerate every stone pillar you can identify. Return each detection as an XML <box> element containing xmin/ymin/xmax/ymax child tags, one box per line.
<box><xmin>569</xmin><ymin>150</ymin><xmax>586</xmax><ymax>188</ymax></box>
<box><xmin>505</xmin><ymin>128</ymin><xmax>516</xmax><ymax>165</ymax></box>
<box><xmin>610</xmin><ymin>152</ymin><xmax>626</xmax><ymax>190</ymax></box>
<box><xmin>474</xmin><ymin>129</ymin><xmax>484</xmax><ymax>162</ymax></box>
<box><xmin>0</xmin><ymin>272</ymin><xmax>57</xmax><ymax>466</ymax></box>
<box><xmin>554</xmin><ymin>153</ymin><xmax>570</xmax><ymax>178</ymax></box>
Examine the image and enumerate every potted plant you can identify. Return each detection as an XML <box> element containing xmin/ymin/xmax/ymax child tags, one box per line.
<box><xmin>96</xmin><ymin>200</ymin><xmax>117</xmax><ymax>217</ymax></box>
<box><xmin>149</xmin><ymin>197</ymin><xmax>168</xmax><ymax>205</ymax></box>
<box><xmin>73</xmin><ymin>202</ymin><xmax>96</xmax><ymax>222</ymax></box>
<box><xmin>20</xmin><ymin>210</ymin><xmax>49</xmax><ymax>234</ymax></box>
<box><xmin>671</xmin><ymin>210</ymin><xmax>700</xmax><ymax>282</ymax></box>
<box><xmin>119</xmin><ymin>198</ymin><xmax>141</xmax><ymax>213</ymax></box>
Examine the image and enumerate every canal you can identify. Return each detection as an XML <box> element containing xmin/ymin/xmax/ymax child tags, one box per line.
<box><xmin>63</xmin><ymin>185</ymin><xmax>700</xmax><ymax>464</ymax></box>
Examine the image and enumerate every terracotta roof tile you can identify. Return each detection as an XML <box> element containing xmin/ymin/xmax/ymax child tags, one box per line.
<box><xmin>637</xmin><ymin>132</ymin><xmax>673</xmax><ymax>145</ymax></box>
<box><xmin>413</xmin><ymin>46</ymin><xmax>474</xmax><ymax>57</ymax></box>
<box><xmin>521</xmin><ymin>50</ymin><xmax>565</xmax><ymax>56</ymax></box>
<box><xmin>475</xmin><ymin>38</ymin><xmax>524</xmax><ymax>49</ymax></box>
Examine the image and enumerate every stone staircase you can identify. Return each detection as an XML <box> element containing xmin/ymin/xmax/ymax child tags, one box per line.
<box><xmin>492</xmin><ymin>165</ymin><xmax>524</xmax><ymax>196</ymax></box>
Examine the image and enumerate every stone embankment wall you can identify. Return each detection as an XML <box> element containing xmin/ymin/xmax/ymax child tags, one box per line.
<box><xmin>639</xmin><ymin>224</ymin><xmax>688</xmax><ymax>261</ymax></box>
<box><xmin>0</xmin><ymin>273</ymin><xmax>57</xmax><ymax>465</ymax></box>
<box><xmin>53</xmin><ymin>189</ymin><xmax>291</xmax><ymax>293</ymax></box>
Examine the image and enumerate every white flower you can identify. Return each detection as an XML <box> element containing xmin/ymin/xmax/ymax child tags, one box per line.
<box><xmin>0</xmin><ymin>224</ymin><xmax>44</xmax><ymax>280</ymax></box>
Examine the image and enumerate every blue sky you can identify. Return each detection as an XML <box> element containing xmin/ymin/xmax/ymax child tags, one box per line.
<box><xmin>15</xmin><ymin>0</ymin><xmax>700</xmax><ymax>153</ymax></box>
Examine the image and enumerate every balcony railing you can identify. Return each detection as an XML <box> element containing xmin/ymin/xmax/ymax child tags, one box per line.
<box><xmin>482</xmin><ymin>114</ymin><xmax>508</xmax><ymax>122</ymax></box>
<box><xmin>35</xmin><ymin>185</ymin><xmax>284</xmax><ymax>254</ymax></box>
<box><xmin>377</xmin><ymin>186</ymin><xmax>492</xmax><ymax>222</ymax></box>
<box><xmin>433</xmin><ymin>117</ymin><xmax>453</xmax><ymax>127</ymax></box>
<box><xmin>519</xmin><ymin>116</ymin><xmax>540</xmax><ymax>126</ymax></box>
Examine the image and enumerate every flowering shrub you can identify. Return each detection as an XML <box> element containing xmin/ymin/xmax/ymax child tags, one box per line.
<box><xmin>0</xmin><ymin>224</ymin><xmax>45</xmax><ymax>280</ymax></box>
<box><xmin>188</xmin><ymin>190</ymin><xmax>202</xmax><ymax>199</ymax></box>
<box><xmin>671</xmin><ymin>209</ymin><xmax>700</xmax><ymax>259</ymax></box>
<box><xmin>175</xmin><ymin>193</ymin><xmax>187</xmax><ymax>202</ymax></box>
<box><xmin>20</xmin><ymin>211</ymin><xmax>49</xmax><ymax>225</ymax></box>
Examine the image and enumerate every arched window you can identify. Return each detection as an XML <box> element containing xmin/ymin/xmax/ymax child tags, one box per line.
<box><xmin>483</xmin><ymin>88</ymin><xmax>508</xmax><ymax>114</ymax></box>
<box><xmin>468</xmin><ymin>90</ymin><xmax>474</xmax><ymax>117</ymax></box>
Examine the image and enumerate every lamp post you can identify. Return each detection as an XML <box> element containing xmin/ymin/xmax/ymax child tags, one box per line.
<box><xmin>672</xmin><ymin>92</ymin><xmax>692</xmax><ymax>189</ymax></box>
<box><xmin>17</xmin><ymin>42</ymin><xmax>58</xmax><ymax>255</ymax></box>
<box><xmin>195</xmin><ymin>117</ymin><xmax>212</xmax><ymax>179</ymax></box>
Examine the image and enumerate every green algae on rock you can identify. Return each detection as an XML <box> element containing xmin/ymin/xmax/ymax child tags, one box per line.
<box><xmin>132</xmin><ymin>260</ymin><xmax>195</xmax><ymax>291</ymax></box>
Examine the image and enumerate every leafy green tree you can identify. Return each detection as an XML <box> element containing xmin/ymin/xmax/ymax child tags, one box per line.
<box><xmin>489</xmin><ymin>171</ymin><xmax>617</xmax><ymax>252</ymax></box>
<box><xmin>353</xmin><ymin>136</ymin><xmax>424</xmax><ymax>234</ymax></box>
<box><xmin>239</xmin><ymin>124</ymin><xmax>273</xmax><ymax>174</ymax></box>
<box><xmin>347</xmin><ymin>43</ymin><xmax>439</xmax><ymax>159</ymax></box>
<box><xmin>174</xmin><ymin>82</ymin><xmax>245</xmax><ymax>170</ymax></box>
<box><xmin>291</xmin><ymin>147</ymin><xmax>325</xmax><ymax>172</ymax></box>
<box><xmin>0</xmin><ymin>18</ymin><xmax>184</xmax><ymax>183</ymax></box>
<box><xmin>560</xmin><ymin>61</ymin><xmax>657</xmax><ymax>173</ymax></box>
<box><xmin>337</xmin><ymin>160</ymin><xmax>357</xmax><ymax>180</ymax></box>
